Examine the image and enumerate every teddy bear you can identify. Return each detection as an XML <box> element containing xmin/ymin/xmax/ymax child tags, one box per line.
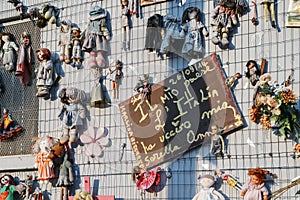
<box><xmin>192</xmin><ymin>174</ymin><xmax>225</xmax><ymax>200</ymax></box>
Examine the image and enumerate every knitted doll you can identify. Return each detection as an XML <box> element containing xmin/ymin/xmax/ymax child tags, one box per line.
<box><xmin>82</xmin><ymin>6</ymin><xmax>111</xmax><ymax>69</ymax></box>
<box><xmin>71</xmin><ymin>26</ymin><xmax>83</xmax><ymax>69</ymax></box>
<box><xmin>0</xmin><ymin>108</ymin><xmax>23</xmax><ymax>141</ymax></box>
<box><xmin>35</xmin><ymin>48</ymin><xmax>54</xmax><ymax>97</ymax></box>
<box><xmin>15</xmin><ymin>32</ymin><xmax>35</xmax><ymax>86</ymax></box>
<box><xmin>108</xmin><ymin>60</ymin><xmax>123</xmax><ymax>99</ymax></box>
<box><xmin>1</xmin><ymin>32</ymin><xmax>19</xmax><ymax>72</ymax></box>
<box><xmin>260</xmin><ymin>0</ymin><xmax>276</xmax><ymax>28</ymax></box>
<box><xmin>179</xmin><ymin>7</ymin><xmax>208</xmax><ymax>57</ymax></box>
<box><xmin>58</xmin><ymin>87</ymin><xmax>87</xmax><ymax>144</ymax></box>
<box><xmin>59</xmin><ymin>20</ymin><xmax>72</xmax><ymax>64</ymax></box>
<box><xmin>121</xmin><ymin>0</ymin><xmax>132</xmax><ymax>51</ymax></box>
<box><xmin>0</xmin><ymin>174</ymin><xmax>18</xmax><ymax>200</ymax></box>
<box><xmin>241</xmin><ymin>168</ymin><xmax>270</xmax><ymax>200</ymax></box>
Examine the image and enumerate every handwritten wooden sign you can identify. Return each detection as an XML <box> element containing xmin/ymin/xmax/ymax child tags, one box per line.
<box><xmin>119</xmin><ymin>53</ymin><xmax>244</xmax><ymax>169</ymax></box>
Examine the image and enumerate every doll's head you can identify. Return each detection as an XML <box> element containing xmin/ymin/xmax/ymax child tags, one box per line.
<box><xmin>36</xmin><ymin>48</ymin><xmax>51</xmax><ymax>62</ymax></box>
<box><xmin>1</xmin><ymin>32</ymin><xmax>13</xmax><ymax>43</ymax></box>
<box><xmin>32</xmin><ymin>136</ymin><xmax>55</xmax><ymax>154</ymax></box>
<box><xmin>245</xmin><ymin>60</ymin><xmax>259</xmax><ymax>78</ymax></box>
<box><xmin>22</xmin><ymin>32</ymin><xmax>31</xmax><ymax>45</ymax></box>
<box><xmin>199</xmin><ymin>174</ymin><xmax>215</xmax><ymax>189</ymax></box>
<box><xmin>247</xmin><ymin>168</ymin><xmax>269</xmax><ymax>185</ymax></box>
<box><xmin>60</xmin><ymin>20</ymin><xmax>72</xmax><ymax>33</ymax></box>
<box><xmin>0</xmin><ymin>174</ymin><xmax>15</xmax><ymax>186</ymax></box>
<box><xmin>116</xmin><ymin>60</ymin><xmax>123</xmax><ymax>69</ymax></box>
<box><xmin>72</xmin><ymin>27</ymin><xmax>81</xmax><ymax>38</ymax></box>
<box><xmin>211</xmin><ymin>124</ymin><xmax>219</xmax><ymax>136</ymax></box>
<box><xmin>121</xmin><ymin>0</ymin><xmax>129</xmax><ymax>8</ymax></box>
<box><xmin>182</xmin><ymin>7</ymin><xmax>202</xmax><ymax>25</ymax></box>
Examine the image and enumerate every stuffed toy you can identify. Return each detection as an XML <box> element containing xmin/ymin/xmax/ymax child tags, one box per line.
<box><xmin>15</xmin><ymin>32</ymin><xmax>35</xmax><ymax>86</ymax></box>
<box><xmin>179</xmin><ymin>7</ymin><xmax>209</xmax><ymax>57</ymax></box>
<box><xmin>82</xmin><ymin>6</ymin><xmax>111</xmax><ymax>69</ymax></box>
<box><xmin>108</xmin><ymin>60</ymin><xmax>124</xmax><ymax>99</ymax></box>
<box><xmin>121</xmin><ymin>0</ymin><xmax>132</xmax><ymax>51</ymax></box>
<box><xmin>71</xmin><ymin>26</ymin><xmax>83</xmax><ymax>69</ymax></box>
<box><xmin>35</xmin><ymin>48</ymin><xmax>54</xmax><ymax>97</ymax></box>
<box><xmin>73</xmin><ymin>190</ymin><xmax>93</xmax><ymax>200</ymax></box>
<box><xmin>0</xmin><ymin>174</ymin><xmax>18</xmax><ymax>200</ymax></box>
<box><xmin>192</xmin><ymin>174</ymin><xmax>225</xmax><ymax>200</ymax></box>
<box><xmin>58</xmin><ymin>87</ymin><xmax>87</xmax><ymax>144</ymax></box>
<box><xmin>260</xmin><ymin>0</ymin><xmax>276</xmax><ymax>28</ymax></box>
<box><xmin>28</xmin><ymin>3</ymin><xmax>59</xmax><ymax>28</ymax></box>
<box><xmin>0</xmin><ymin>32</ymin><xmax>19</xmax><ymax>72</ymax></box>
<box><xmin>0</xmin><ymin>108</ymin><xmax>23</xmax><ymax>142</ymax></box>
<box><xmin>59</xmin><ymin>20</ymin><xmax>73</xmax><ymax>64</ymax></box>
<box><xmin>241</xmin><ymin>168</ymin><xmax>270</xmax><ymax>200</ymax></box>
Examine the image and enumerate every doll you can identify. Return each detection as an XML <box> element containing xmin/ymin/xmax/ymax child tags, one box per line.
<box><xmin>82</xmin><ymin>6</ymin><xmax>111</xmax><ymax>69</ymax></box>
<box><xmin>241</xmin><ymin>168</ymin><xmax>270</xmax><ymax>200</ymax></box>
<box><xmin>15</xmin><ymin>32</ymin><xmax>35</xmax><ymax>86</ymax></box>
<box><xmin>59</xmin><ymin>20</ymin><xmax>72</xmax><ymax>64</ymax></box>
<box><xmin>225</xmin><ymin>72</ymin><xmax>242</xmax><ymax>87</ymax></box>
<box><xmin>215</xmin><ymin>169</ymin><xmax>243</xmax><ymax>191</ymax></box>
<box><xmin>108</xmin><ymin>60</ymin><xmax>123</xmax><ymax>99</ymax></box>
<box><xmin>192</xmin><ymin>174</ymin><xmax>225</xmax><ymax>200</ymax></box>
<box><xmin>210</xmin><ymin>125</ymin><xmax>226</xmax><ymax>158</ymax></box>
<box><xmin>1</xmin><ymin>32</ymin><xmax>19</xmax><ymax>72</ymax></box>
<box><xmin>58</xmin><ymin>87</ymin><xmax>87</xmax><ymax>144</ymax></box>
<box><xmin>0</xmin><ymin>174</ymin><xmax>17</xmax><ymax>200</ymax></box>
<box><xmin>260</xmin><ymin>0</ymin><xmax>276</xmax><ymax>28</ymax></box>
<box><xmin>0</xmin><ymin>108</ymin><xmax>23</xmax><ymax>141</ymax></box>
<box><xmin>179</xmin><ymin>7</ymin><xmax>209</xmax><ymax>57</ymax></box>
<box><xmin>245</xmin><ymin>59</ymin><xmax>266</xmax><ymax>87</ymax></box>
<box><xmin>40</xmin><ymin>3</ymin><xmax>60</xmax><ymax>26</ymax></box>
<box><xmin>145</xmin><ymin>14</ymin><xmax>164</xmax><ymax>55</ymax></box>
<box><xmin>7</xmin><ymin>0</ymin><xmax>24</xmax><ymax>18</ymax></box>
<box><xmin>71</xmin><ymin>26</ymin><xmax>83</xmax><ymax>69</ymax></box>
<box><xmin>121</xmin><ymin>0</ymin><xmax>132</xmax><ymax>51</ymax></box>
<box><xmin>90</xmin><ymin>69</ymin><xmax>110</xmax><ymax>107</ymax></box>
<box><xmin>35</xmin><ymin>48</ymin><xmax>54</xmax><ymax>97</ymax></box>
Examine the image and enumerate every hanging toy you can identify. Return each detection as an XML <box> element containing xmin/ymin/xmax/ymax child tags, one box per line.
<box><xmin>71</xmin><ymin>26</ymin><xmax>83</xmax><ymax>69</ymax></box>
<box><xmin>59</xmin><ymin>20</ymin><xmax>73</xmax><ymax>64</ymax></box>
<box><xmin>0</xmin><ymin>108</ymin><xmax>23</xmax><ymax>142</ymax></box>
<box><xmin>108</xmin><ymin>60</ymin><xmax>124</xmax><ymax>99</ymax></box>
<box><xmin>7</xmin><ymin>0</ymin><xmax>25</xmax><ymax>18</ymax></box>
<box><xmin>260</xmin><ymin>0</ymin><xmax>276</xmax><ymax>28</ymax></box>
<box><xmin>0</xmin><ymin>32</ymin><xmax>19</xmax><ymax>72</ymax></box>
<box><xmin>0</xmin><ymin>174</ymin><xmax>17</xmax><ymax>200</ymax></box>
<box><xmin>121</xmin><ymin>0</ymin><xmax>132</xmax><ymax>51</ymax></box>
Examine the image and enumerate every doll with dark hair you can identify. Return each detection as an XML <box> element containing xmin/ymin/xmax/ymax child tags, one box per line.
<box><xmin>241</xmin><ymin>168</ymin><xmax>270</xmax><ymax>200</ymax></box>
<box><xmin>260</xmin><ymin>0</ymin><xmax>276</xmax><ymax>28</ymax></box>
<box><xmin>245</xmin><ymin>60</ymin><xmax>260</xmax><ymax>86</ymax></box>
<box><xmin>35</xmin><ymin>48</ymin><xmax>54</xmax><ymax>97</ymax></box>
<box><xmin>179</xmin><ymin>7</ymin><xmax>208</xmax><ymax>57</ymax></box>
<box><xmin>0</xmin><ymin>174</ymin><xmax>18</xmax><ymax>200</ymax></box>
<box><xmin>15</xmin><ymin>32</ymin><xmax>35</xmax><ymax>86</ymax></box>
<box><xmin>121</xmin><ymin>0</ymin><xmax>132</xmax><ymax>51</ymax></box>
<box><xmin>71</xmin><ymin>26</ymin><xmax>83</xmax><ymax>69</ymax></box>
<box><xmin>1</xmin><ymin>32</ymin><xmax>19</xmax><ymax>72</ymax></box>
<box><xmin>210</xmin><ymin>124</ymin><xmax>226</xmax><ymax>158</ymax></box>
<box><xmin>108</xmin><ymin>60</ymin><xmax>123</xmax><ymax>99</ymax></box>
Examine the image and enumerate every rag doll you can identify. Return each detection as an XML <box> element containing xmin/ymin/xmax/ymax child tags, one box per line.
<box><xmin>16</xmin><ymin>32</ymin><xmax>35</xmax><ymax>86</ymax></box>
<box><xmin>59</xmin><ymin>20</ymin><xmax>73</xmax><ymax>64</ymax></box>
<box><xmin>71</xmin><ymin>26</ymin><xmax>83</xmax><ymax>69</ymax></box>
<box><xmin>179</xmin><ymin>7</ymin><xmax>209</xmax><ymax>57</ymax></box>
<box><xmin>260</xmin><ymin>0</ymin><xmax>276</xmax><ymax>28</ymax></box>
<box><xmin>241</xmin><ymin>168</ymin><xmax>270</xmax><ymax>200</ymax></box>
<box><xmin>1</xmin><ymin>32</ymin><xmax>19</xmax><ymax>72</ymax></box>
<box><xmin>0</xmin><ymin>174</ymin><xmax>17</xmax><ymax>200</ymax></box>
<box><xmin>121</xmin><ymin>0</ymin><xmax>132</xmax><ymax>51</ymax></box>
<box><xmin>192</xmin><ymin>174</ymin><xmax>225</xmax><ymax>200</ymax></box>
<box><xmin>82</xmin><ymin>6</ymin><xmax>111</xmax><ymax>69</ymax></box>
<box><xmin>35</xmin><ymin>48</ymin><xmax>54</xmax><ymax>97</ymax></box>
<box><xmin>108</xmin><ymin>60</ymin><xmax>123</xmax><ymax>99</ymax></box>
<box><xmin>0</xmin><ymin>108</ymin><xmax>23</xmax><ymax>141</ymax></box>
<box><xmin>58</xmin><ymin>87</ymin><xmax>87</xmax><ymax>144</ymax></box>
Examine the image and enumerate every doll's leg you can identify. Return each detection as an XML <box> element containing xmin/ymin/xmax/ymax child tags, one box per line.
<box><xmin>263</xmin><ymin>3</ymin><xmax>270</xmax><ymax>22</ymax></box>
<box><xmin>270</xmin><ymin>2</ymin><xmax>276</xmax><ymax>27</ymax></box>
<box><xmin>61</xmin><ymin>128</ymin><xmax>70</xmax><ymax>144</ymax></box>
<box><xmin>96</xmin><ymin>51</ymin><xmax>106</xmax><ymax>69</ymax></box>
<box><xmin>221</xmin><ymin>27</ymin><xmax>229</xmax><ymax>46</ymax></box>
<box><xmin>127</xmin><ymin>27</ymin><xmax>131</xmax><ymax>50</ymax></box>
<box><xmin>69</xmin><ymin>128</ymin><xmax>77</xmax><ymax>143</ymax></box>
<box><xmin>86</xmin><ymin>52</ymin><xmax>97</xmax><ymax>69</ymax></box>
<box><xmin>64</xmin><ymin>45</ymin><xmax>72</xmax><ymax>64</ymax></box>
<box><xmin>60</xmin><ymin>45</ymin><xmax>65</xmax><ymax>62</ymax></box>
<box><xmin>122</xmin><ymin>27</ymin><xmax>127</xmax><ymax>51</ymax></box>
<box><xmin>211</xmin><ymin>26</ymin><xmax>220</xmax><ymax>45</ymax></box>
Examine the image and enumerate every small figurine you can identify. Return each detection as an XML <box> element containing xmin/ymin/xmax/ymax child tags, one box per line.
<box><xmin>108</xmin><ymin>60</ymin><xmax>123</xmax><ymax>99</ymax></box>
<box><xmin>1</xmin><ymin>32</ymin><xmax>19</xmax><ymax>72</ymax></box>
<box><xmin>210</xmin><ymin>125</ymin><xmax>226</xmax><ymax>158</ymax></box>
<box><xmin>179</xmin><ymin>7</ymin><xmax>209</xmax><ymax>57</ymax></box>
<box><xmin>0</xmin><ymin>174</ymin><xmax>17</xmax><ymax>200</ymax></box>
<box><xmin>0</xmin><ymin>108</ymin><xmax>23</xmax><ymax>142</ymax></box>
<box><xmin>225</xmin><ymin>72</ymin><xmax>242</xmax><ymax>87</ymax></box>
<box><xmin>121</xmin><ymin>0</ymin><xmax>132</xmax><ymax>51</ymax></box>
<box><xmin>241</xmin><ymin>168</ymin><xmax>270</xmax><ymax>200</ymax></box>
<box><xmin>260</xmin><ymin>0</ymin><xmax>276</xmax><ymax>28</ymax></box>
<box><xmin>58</xmin><ymin>87</ymin><xmax>87</xmax><ymax>144</ymax></box>
<box><xmin>15</xmin><ymin>32</ymin><xmax>35</xmax><ymax>86</ymax></box>
<box><xmin>71</xmin><ymin>26</ymin><xmax>83</xmax><ymax>69</ymax></box>
<box><xmin>59</xmin><ymin>20</ymin><xmax>72</xmax><ymax>64</ymax></box>
<box><xmin>35</xmin><ymin>48</ymin><xmax>54</xmax><ymax>97</ymax></box>
<box><xmin>192</xmin><ymin>174</ymin><xmax>225</xmax><ymax>200</ymax></box>
<box><xmin>82</xmin><ymin>6</ymin><xmax>111</xmax><ymax>69</ymax></box>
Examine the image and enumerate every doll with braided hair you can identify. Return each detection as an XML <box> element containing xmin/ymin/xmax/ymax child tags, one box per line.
<box><xmin>241</xmin><ymin>168</ymin><xmax>270</xmax><ymax>200</ymax></box>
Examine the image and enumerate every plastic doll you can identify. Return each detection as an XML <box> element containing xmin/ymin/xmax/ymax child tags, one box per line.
<box><xmin>215</xmin><ymin>170</ymin><xmax>243</xmax><ymax>191</ymax></box>
<box><xmin>58</xmin><ymin>87</ymin><xmax>87</xmax><ymax>144</ymax></box>
<box><xmin>140</xmin><ymin>79</ymin><xmax>151</xmax><ymax>104</ymax></box>
<box><xmin>260</xmin><ymin>0</ymin><xmax>276</xmax><ymax>28</ymax></box>
<box><xmin>35</xmin><ymin>48</ymin><xmax>54</xmax><ymax>97</ymax></box>
<box><xmin>0</xmin><ymin>108</ymin><xmax>23</xmax><ymax>142</ymax></box>
<box><xmin>192</xmin><ymin>174</ymin><xmax>225</xmax><ymax>200</ymax></box>
<box><xmin>179</xmin><ymin>7</ymin><xmax>209</xmax><ymax>57</ymax></box>
<box><xmin>245</xmin><ymin>60</ymin><xmax>260</xmax><ymax>86</ymax></box>
<box><xmin>108</xmin><ymin>60</ymin><xmax>123</xmax><ymax>99</ymax></box>
<box><xmin>0</xmin><ymin>174</ymin><xmax>18</xmax><ymax>200</ymax></box>
<box><xmin>1</xmin><ymin>32</ymin><xmax>19</xmax><ymax>72</ymax></box>
<box><xmin>71</xmin><ymin>26</ymin><xmax>83</xmax><ymax>69</ymax></box>
<box><xmin>225</xmin><ymin>72</ymin><xmax>242</xmax><ymax>87</ymax></box>
<box><xmin>59</xmin><ymin>20</ymin><xmax>72</xmax><ymax>64</ymax></box>
<box><xmin>210</xmin><ymin>125</ymin><xmax>226</xmax><ymax>158</ymax></box>
<box><xmin>15</xmin><ymin>32</ymin><xmax>35</xmax><ymax>86</ymax></box>
<box><xmin>121</xmin><ymin>0</ymin><xmax>132</xmax><ymax>51</ymax></box>
<box><xmin>82</xmin><ymin>6</ymin><xmax>111</xmax><ymax>69</ymax></box>
<box><xmin>241</xmin><ymin>168</ymin><xmax>270</xmax><ymax>200</ymax></box>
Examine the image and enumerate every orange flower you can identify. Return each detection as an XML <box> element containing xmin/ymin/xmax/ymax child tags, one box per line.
<box><xmin>260</xmin><ymin>114</ymin><xmax>271</xmax><ymax>130</ymax></box>
<box><xmin>249</xmin><ymin>106</ymin><xmax>259</xmax><ymax>122</ymax></box>
<box><xmin>281</xmin><ymin>89</ymin><xmax>297</xmax><ymax>104</ymax></box>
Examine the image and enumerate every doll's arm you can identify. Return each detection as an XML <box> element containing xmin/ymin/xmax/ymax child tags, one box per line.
<box><xmin>212</xmin><ymin>189</ymin><xmax>225</xmax><ymax>200</ymax></box>
<box><xmin>211</xmin><ymin>6</ymin><xmax>220</xmax><ymax>19</ymax></box>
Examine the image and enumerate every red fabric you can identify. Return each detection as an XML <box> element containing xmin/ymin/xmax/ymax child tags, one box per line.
<box><xmin>0</xmin><ymin>191</ymin><xmax>9</xmax><ymax>200</ymax></box>
<box><xmin>136</xmin><ymin>167</ymin><xmax>160</xmax><ymax>190</ymax></box>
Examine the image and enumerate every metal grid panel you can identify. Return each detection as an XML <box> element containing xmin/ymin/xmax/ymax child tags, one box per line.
<box><xmin>0</xmin><ymin>21</ymin><xmax>40</xmax><ymax>156</ymax></box>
